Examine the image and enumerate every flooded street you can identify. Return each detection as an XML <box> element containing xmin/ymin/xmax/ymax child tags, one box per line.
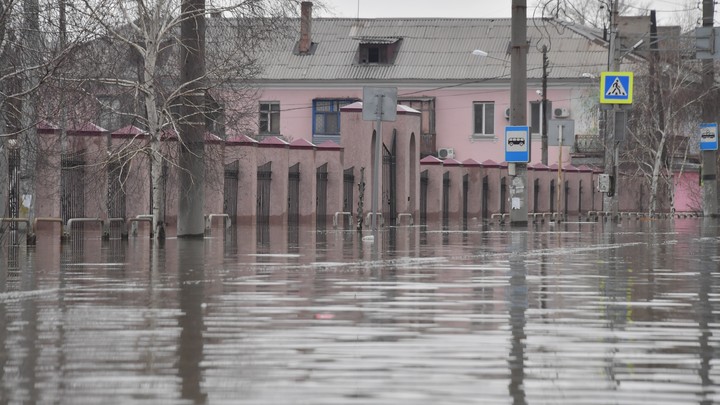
<box><xmin>0</xmin><ymin>219</ymin><xmax>718</xmax><ymax>404</ymax></box>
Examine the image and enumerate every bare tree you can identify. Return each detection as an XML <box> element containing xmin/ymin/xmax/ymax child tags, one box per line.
<box><xmin>68</xmin><ymin>0</ymin><xmax>299</xmax><ymax>238</ymax></box>
<box><xmin>0</xmin><ymin>0</ymin><xmax>92</xmax><ymax>243</ymax></box>
<box><xmin>534</xmin><ymin>0</ymin><xmax>650</xmax><ymax>30</ymax></box>
<box><xmin>623</xmin><ymin>37</ymin><xmax>707</xmax><ymax>214</ymax></box>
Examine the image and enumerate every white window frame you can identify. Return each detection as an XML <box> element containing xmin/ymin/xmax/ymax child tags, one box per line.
<box><xmin>530</xmin><ymin>100</ymin><xmax>552</xmax><ymax>138</ymax></box>
<box><xmin>473</xmin><ymin>101</ymin><xmax>495</xmax><ymax>138</ymax></box>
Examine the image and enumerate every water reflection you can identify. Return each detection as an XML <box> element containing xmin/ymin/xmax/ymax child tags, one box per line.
<box><xmin>0</xmin><ymin>220</ymin><xmax>718</xmax><ymax>403</ymax></box>
<box><xmin>697</xmin><ymin>219</ymin><xmax>717</xmax><ymax>405</ymax></box>
<box><xmin>508</xmin><ymin>232</ymin><xmax>527</xmax><ymax>405</ymax></box>
<box><xmin>177</xmin><ymin>239</ymin><xmax>206</xmax><ymax>403</ymax></box>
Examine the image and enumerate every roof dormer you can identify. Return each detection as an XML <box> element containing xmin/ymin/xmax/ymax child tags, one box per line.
<box><xmin>355</xmin><ymin>37</ymin><xmax>402</xmax><ymax>65</ymax></box>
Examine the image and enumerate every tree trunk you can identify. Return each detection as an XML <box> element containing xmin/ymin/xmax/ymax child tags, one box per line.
<box><xmin>144</xmin><ymin>46</ymin><xmax>166</xmax><ymax>239</ymax></box>
<box><xmin>19</xmin><ymin>0</ymin><xmax>41</xmax><ymax>230</ymax></box>
<box><xmin>649</xmin><ymin>130</ymin><xmax>667</xmax><ymax>215</ymax></box>
<box><xmin>0</xmin><ymin>4</ymin><xmax>8</xmax><ymax>231</ymax></box>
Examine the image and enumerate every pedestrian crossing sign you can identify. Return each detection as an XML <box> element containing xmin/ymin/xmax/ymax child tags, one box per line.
<box><xmin>600</xmin><ymin>71</ymin><xmax>633</xmax><ymax>104</ymax></box>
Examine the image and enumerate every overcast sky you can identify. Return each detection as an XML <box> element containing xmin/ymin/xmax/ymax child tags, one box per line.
<box><xmin>317</xmin><ymin>0</ymin><xmax>703</xmax><ymax>25</ymax></box>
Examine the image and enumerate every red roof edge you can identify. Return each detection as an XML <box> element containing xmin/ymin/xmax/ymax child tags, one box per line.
<box><xmin>289</xmin><ymin>138</ymin><xmax>316</xmax><ymax>149</ymax></box>
<box><xmin>111</xmin><ymin>125</ymin><xmax>148</xmax><ymax>139</ymax></box>
<box><xmin>462</xmin><ymin>158</ymin><xmax>482</xmax><ymax>167</ymax></box>
<box><xmin>226</xmin><ymin>134</ymin><xmax>258</xmax><ymax>145</ymax></box>
<box><xmin>316</xmin><ymin>140</ymin><xmax>342</xmax><ymax>150</ymax></box>
<box><xmin>420</xmin><ymin>155</ymin><xmax>443</xmax><ymax>165</ymax></box>
<box><xmin>258</xmin><ymin>136</ymin><xmax>289</xmax><ymax>148</ymax></box>
<box><xmin>442</xmin><ymin>158</ymin><xmax>462</xmax><ymax>166</ymax></box>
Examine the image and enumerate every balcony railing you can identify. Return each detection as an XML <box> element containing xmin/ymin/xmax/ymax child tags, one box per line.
<box><xmin>573</xmin><ymin>134</ymin><xmax>603</xmax><ymax>154</ymax></box>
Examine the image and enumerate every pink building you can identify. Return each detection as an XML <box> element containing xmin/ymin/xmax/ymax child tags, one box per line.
<box><xmin>246</xmin><ymin>3</ymin><xmax>608</xmax><ymax>165</ymax></box>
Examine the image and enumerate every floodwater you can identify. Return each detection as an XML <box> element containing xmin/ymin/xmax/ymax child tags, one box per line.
<box><xmin>0</xmin><ymin>219</ymin><xmax>718</xmax><ymax>404</ymax></box>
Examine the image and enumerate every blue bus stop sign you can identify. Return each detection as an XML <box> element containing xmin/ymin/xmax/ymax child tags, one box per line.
<box><xmin>505</xmin><ymin>126</ymin><xmax>530</xmax><ymax>163</ymax></box>
<box><xmin>700</xmin><ymin>123</ymin><xmax>718</xmax><ymax>151</ymax></box>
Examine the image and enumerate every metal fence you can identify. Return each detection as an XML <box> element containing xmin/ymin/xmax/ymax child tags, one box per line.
<box><xmin>61</xmin><ymin>152</ymin><xmax>85</xmax><ymax>227</ymax></box>
<box><xmin>574</xmin><ymin>134</ymin><xmax>603</xmax><ymax>154</ymax></box>
<box><xmin>288</xmin><ymin>163</ymin><xmax>300</xmax><ymax>228</ymax></box>
<box><xmin>442</xmin><ymin>171</ymin><xmax>450</xmax><ymax>228</ymax></box>
<box><xmin>462</xmin><ymin>173</ymin><xmax>469</xmax><ymax>227</ymax></box>
<box><xmin>316</xmin><ymin>163</ymin><xmax>328</xmax><ymax>230</ymax></box>
<box><xmin>223</xmin><ymin>161</ymin><xmax>239</xmax><ymax>222</ymax></box>
<box><xmin>500</xmin><ymin>177</ymin><xmax>507</xmax><ymax>214</ymax></box>
<box><xmin>257</xmin><ymin>162</ymin><xmax>271</xmax><ymax>227</ymax></box>
<box><xmin>107</xmin><ymin>160</ymin><xmax>128</xmax><ymax>236</ymax></box>
<box><xmin>564</xmin><ymin>180</ymin><xmax>570</xmax><ymax>216</ymax></box>
<box><xmin>256</xmin><ymin>161</ymin><xmax>271</xmax><ymax>245</ymax></box>
<box><xmin>482</xmin><ymin>175</ymin><xmax>489</xmax><ymax>220</ymax></box>
<box><xmin>382</xmin><ymin>133</ymin><xmax>396</xmax><ymax>224</ymax></box>
<box><xmin>419</xmin><ymin>170</ymin><xmax>428</xmax><ymax>225</ymax></box>
<box><xmin>343</xmin><ymin>167</ymin><xmax>354</xmax><ymax>229</ymax></box>
<box><xmin>578</xmin><ymin>180</ymin><xmax>583</xmax><ymax>213</ymax></box>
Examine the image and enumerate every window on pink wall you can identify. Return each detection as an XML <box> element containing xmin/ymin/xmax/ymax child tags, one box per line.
<box><xmin>530</xmin><ymin>100</ymin><xmax>552</xmax><ymax>135</ymax></box>
<box><xmin>259</xmin><ymin>102</ymin><xmax>280</xmax><ymax>135</ymax></box>
<box><xmin>473</xmin><ymin>102</ymin><xmax>495</xmax><ymax>137</ymax></box>
<box><xmin>398</xmin><ymin>97</ymin><xmax>436</xmax><ymax>156</ymax></box>
<box><xmin>312</xmin><ymin>99</ymin><xmax>356</xmax><ymax>144</ymax></box>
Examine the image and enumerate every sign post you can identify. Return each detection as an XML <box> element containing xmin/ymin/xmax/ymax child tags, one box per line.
<box><xmin>505</xmin><ymin>126</ymin><xmax>530</xmax><ymax>214</ymax></box>
<box><xmin>548</xmin><ymin>119</ymin><xmax>574</xmax><ymax>218</ymax></box>
<box><xmin>599</xmin><ymin>71</ymin><xmax>634</xmax><ymax>219</ymax></box>
<box><xmin>700</xmin><ymin>123</ymin><xmax>718</xmax><ymax>216</ymax></box>
<box><xmin>362</xmin><ymin>87</ymin><xmax>397</xmax><ymax>235</ymax></box>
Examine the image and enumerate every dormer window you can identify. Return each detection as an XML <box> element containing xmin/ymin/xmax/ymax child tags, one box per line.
<box><xmin>362</xmin><ymin>44</ymin><xmax>383</xmax><ymax>64</ymax></box>
<box><xmin>356</xmin><ymin>37</ymin><xmax>402</xmax><ymax>65</ymax></box>
<box><xmin>368</xmin><ymin>46</ymin><xmax>380</xmax><ymax>63</ymax></box>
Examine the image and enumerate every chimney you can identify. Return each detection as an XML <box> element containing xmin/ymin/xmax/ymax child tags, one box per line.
<box><xmin>299</xmin><ymin>1</ymin><xmax>312</xmax><ymax>54</ymax></box>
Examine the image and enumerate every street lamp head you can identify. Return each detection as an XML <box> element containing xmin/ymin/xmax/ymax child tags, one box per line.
<box><xmin>472</xmin><ymin>49</ymin><xmax>489</xmax><ymax>57</ymax></box>
<box><xmin>581</xmin><ymin>72</ymin><xmax>596</xmax><ymax>79</ymax></box>
<box><xmin>631</xmin><ymin>39</ymin><xmax>644</xmax><ymax>51</ymax></box>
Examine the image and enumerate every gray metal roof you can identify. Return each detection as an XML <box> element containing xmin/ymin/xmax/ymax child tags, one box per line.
<box><xmin>255</xmin><ymin>18</ymin><xmax>611</xmax><ymax>82</ymax></box>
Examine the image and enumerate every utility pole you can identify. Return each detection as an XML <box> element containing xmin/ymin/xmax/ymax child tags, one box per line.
<box><xmin>177</xmin><ymin>0</ymin><xmax>207</xmax><ymax>237</ymax></box>
<box><xmin>541</xmin><ymin>45</ymin><xmax>549</xmax><ymax>165</ymax></box>
<box><xmin>702</xmin><ymin>0</ymin><xmax>718</xmax><ymax>217</ymax></box>
<box><xmin>509</xmin><ymin>0</ymin><xmax>528</xmax><ymax>226</ymax></box>
<box><xmin>603</xmin><ymin>0</ymin><xmax>620</xmax><ymax>219</ymax></box>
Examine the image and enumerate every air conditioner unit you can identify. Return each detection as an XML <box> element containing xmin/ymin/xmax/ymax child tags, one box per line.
<box><xmin>504</xmin><ymin>108</ymin><xmax>511</xmax><ymax>119</ymax></box>
<box><xmin>438</xmin><ymin>148</ymin><xmax>455</xmax><ymax>159</ymax></box>
<box><xmin>554</xmin><ymin>107</ymin><xmax>570</xmax><ymax>118</ymax></box>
